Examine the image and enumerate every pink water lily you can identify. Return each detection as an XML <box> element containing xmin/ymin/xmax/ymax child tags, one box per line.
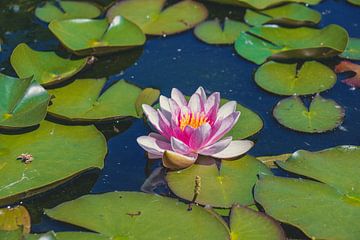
<box><xmin>137</xmin><ymin>87</ymin><xmax>254</xmax><ymax>169</ymax></box>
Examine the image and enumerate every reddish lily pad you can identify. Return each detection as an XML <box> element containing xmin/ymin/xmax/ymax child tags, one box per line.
<box><xmin>335</xmin><ymin>61</ymin><xmax>360</xmax><ymax>88</ymax></box>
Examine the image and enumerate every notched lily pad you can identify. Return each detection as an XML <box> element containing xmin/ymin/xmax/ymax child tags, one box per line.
<box><xmin>35</xmin><ymin>1</ymin><xmax>102</xmax><ymax>23</ymax></box>
<box><xmin>0</xmin><ymin>121</ymin><xmax>107</xmax><ymax>205</ymax></box>
<box><xmin>255</xmin><ymin>61</ymin><xmax>336</xmax><ymax>95</ymax></box>
<box><xmin>235</xmin><ymin>24</ymin><xmax>348</xmax><ymax>64</ymax></box>
<box><xmin>194</xmin><ymin>18</ymin><xmax>249</xmax><ymax>44</ymax></box>
<box><xmin>10</xmin><ymin>43</ymin><xmax>90</xmax><ymax>87</ymax></box>
<box><xmin>244</xmin><ymin>3</ymin><xmax>321</xmax><ymax>26</ymax></box>
<box><xmin>340</xmin><ymin>38</ymin><xmax>360</xmax><ymax>60</ymax></box>
<box><xmin>0</xmin><ymin>206</ymin><xmax>30</xmax><ymax>234</ymax></box>
<box><xmin>48</xmin><ymin>78</ymin><xmax>159</xmax><ymax>122</ymax></box>
<box><xmin>0</xmin><ymin>74</ymin><xmax>50</xmax><ymax>129</ymax></box>
<box><xmin>273</xmin><ymin>95</ymin><xmax>344</xmax><ymax>133</ymax></box>
<box><xmin>166</xmin><ymin>155</ymin><xmax>272</xmax><ymax>208</ymax></box>
<box><xmin>205</xmin><ymin>0</ymin><xmax>322</xmax><ymax>9</ymax></box>
<box><xmin>107</xmin><ymin>0</ymin><xmax>208</xmax><ymax>35</ymax></box>
<box><xmin>49</xmin><ymin>16</ymin><xmax>146</xmax><ymax>56</ymax></box>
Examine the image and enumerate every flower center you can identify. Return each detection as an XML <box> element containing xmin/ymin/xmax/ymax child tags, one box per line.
<box><xmin>179</xmin><ymin>112</ymin><xmax>208</xmax><ymax>131</ymax></box>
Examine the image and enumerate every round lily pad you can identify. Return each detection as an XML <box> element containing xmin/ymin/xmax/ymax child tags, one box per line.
<box><xmin>0</xmin><ymin>121</ymin><xmax>107</xmax><ymax>205</ymax></box>
<box><xmin>107</xmin><ymin>0</ymin><xmax>208</xmax><ymax>35</ymax></box>
<box><xmin>205</xmin><ymin>0</ymin><xmax>322</xmax><ymax>9</ymax></box>
<box><xmin>45</xmin><ymin>192</ymin><xmax>230</xmax><ymax>239</ymax></box>
<box><xmin>0</xmin><ymin>206</ymin><xmax>30</xmax><ymax>234</ymax></box>
<box><xmin>0</xmin><ymin>74</ymin><xmax>50</xmax><ymax>129</ymax></box>
<box><xmin>49</xmin><ymin>16</ymin><xmax>146</xmax><ymax>56</ymax></box>
<box><xmin>27</xmin><ymin>231</ymin><xmax>109</xmax><ymax>240</ymax></box>
<box><xmin>340</xmin><ymin>37</ymin><xmax>360</xmax><ymax>60</ymax></box>
<box><xmin>244</xmin><ymin>3</ymin><xmax>321</xmax><ymax>26</ymax></box>
<box><xmin>273</xmin><ymin>95</ymin><xmax>345</xmax><ymax>133</ymax></box>
<box><xmin>230</xmin><ymin>205</ymin><xmax>285</xmax><ymax>240</ymax></box>
<box><xmin>235</xmin><ymin>24</ymin><xmax>348</xmax><ymax>64</ymax></box>
<box><xmin>166</xmin><ymin>155</ymin><xmax>272</xmax><ymax>208</ymax></box>
<box><xmin>35</xmin><ymin>1</ymin><xmax>102</xmax><ymax>23</ymax></box>
<box><xmin>254</xmin><ymin>61</ymin><xmax>336</xmax><ymax>96</ymax></box>
<box><xmin>194</xmin><ymin>18</ymin><xmax>249</xmax><ymax>44</ymax></box>
<box><xmin>10</xmin><ymin>43</ymin><xmax>90</xmax><ymax>87</ymax></box>
<box><xmin>348</xmin><ymin>0</ymin><xmax>360</xmax><ymax>6</ymax></box>
<box><xmin>47</xmin><ymin>79</ymin><xmax>160</xmax><ymax>122</ymax></box>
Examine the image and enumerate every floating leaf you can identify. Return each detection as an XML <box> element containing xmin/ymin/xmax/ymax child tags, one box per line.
<box><xmin>273</xmin><ymin>95</ymin><xmax>344</xmax><ymax>133</ymax></box>
<box><xmin>0</xmin><ymin>206</ymin><xmax>30</xmax><ymax>234</ymax></box>
<box><xmin>45</xmin><ymin>192</ymin><xmax>230</xmax><ymax>239</ymax></box>
<box><xmin>254</xmin><ymin>61</ymin><xmax>336</xmax><ymax>95</ymax></box>
<box><xmin>256</xmin><ymin>153</ymin><xmax>291</xmax><ymax>168</ymax></box>
<box><xmin>107</xmin><ymin>0</ymin><xmax>208</xmax><ymax>35</ymax></box>
<box><xmin>340</xmin><ymin>38</ymin><xmax>360</xmax><ymax>60</ymax></box>
<box><xmin>0</xmin><ymin>229</ymin><xmax>23</xmax><ymax>240</ymax></box>
<box><xmin>194</xmin><ymin>18</ymin><xmax>249</xmax><ymax>44</ymax></box>
<box><xmin>235</xmin><ymin>24</ymin><xmax>348</xmax><ymax>64</ymax></box>
<box><xmin>48</xmin><ymin>79</ymin><xmax>159</xmax><ymax>122</ymax></box>
<box><xmin>347</xmin><ymin>0</ymin><xmax>360</xmax><ymax>6</ymax></box>
<box><xmin>10</xmin><ymin>43</ymin><xmax>90</xmax><ymax>87</ymax></box>
<box><xmin>230</xmin><ymin>205</ymin><xmax>285</xmax><ymax>240</ymax></box>
<box><xmin>0</xmin><ymin>74</ymin><xmax>50</xmax><ymax>129</ymax></box>
<box><xmin>255</xmin><ymin>146</ymin><xmax>360</xmax><ymax>240</ymax></box>
<box><xmin>135</xmin><ymin>88</ymin><xmax>161</xmax><ymax>116</ymax></box>
<box><xmin>49</xmin><ymin>16</ymin><xmax>146</xmax><ymax>56</ymax></box>
<box><xmin>27</xmin><ymin>231</ymin><xmax>109</xmax><ymax>240</ymax></box>
<box><xmin>0</xmin><ymin>121</ymin><xmax>107</xmax><ymax>205</ymax></box>
<box><xmin>205</xmin><ymin>0</ymin><xmax>322</xmax><ymax>9</ymax></box>
<box><xmin>35</xmin><ymin>1</ymin><xmax>102</xmax><ymax>23</ymax></box>
<box><xmin>245</xmin><ymin>3</ymin><xmax>321</xmax><ymax>27</ymax></box>
<box><xmin>166</xmin><ymin>156</ymin><xmax>272</xmax><ymax>208</ymax></box>
<box><xmin>335</xmin><ymin>61</ymin><xmax>360</xmax><ymax>88</ymax></box>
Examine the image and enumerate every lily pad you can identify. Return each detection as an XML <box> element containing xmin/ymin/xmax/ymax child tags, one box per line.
<box><xmin>49</xmin><ymin>16</ymin><xmax>146</xmax><ymax>56</ymax></box>
<box><xmin>10</xmin><ymin>43</ymin><xmax>90</xmax><ymax>87</ymax></box>
<box><xmin>0</xmin><ymin>74</ymin><xmax>50</xmax><ymax>129</ymax></box>
<box><xmin>35</xmin><ymin>1</ymin><xmax>102</xmax><ymax>23</ymax></box>
<box><xmin>0</xmin><ymin>229</ymin><xmax>22</xmax><ymax>240</ymax></box>
<box><xmin>255</xmin><ymin>147</ymin><xmax>360</xmax><ymax>240</ymax></box>
<box><xmin>45</xmin><ymin>192</ymin><xmax>230</xmax><ymax>239</ymax></box>
<box><xmin>273</xmin><ymin>95</ymin><xmax>344</xmax><ymax>133</ymax></box>
<box><xmin>347</xmin><ymin>0</ymin><xmax>360</xmax><ymax>6</ymax></box>
<box><xmin>205</xmin><ymin>0</ymin><xmax>322</xmax><ymax>9</ymax></box>
<box><xmin>235</xmin><ymin>24</ymin><xmax>348</xmax><ymax>64</ymax></box>
<box><xmin>340</xmin><ymin>37</ymin><xmax>360</xmax><ymax>60</ymax></box>
<box><xmin>0</xmin><ymin>121</ymin><xmax>107</xmax><ymax>205</ymax></box>
<box><xmin>230</xmin><ymin>205</ymin><xmax>285</xmax><ymax>240</ymax></box>
<box><xmin>0</xmin><ymin>206</ymin><xmax>30</xmax><ymax>234</ymax></box>
<box><xmin>254</xmin><ymin>61</ymin><xmax>336</xmax><ymax>95</ymax></box>
<box><xmin>256</xmin><ymin>153</ymin><xmax>291</xmax><ymax>168</ymax></box>
<box><xmin>27</xmin><ymin>231</ymin><xmax>109</xmax><ymax>240</ymax></box>
<box><xmin>335</xmin><ymin>60</ymin><xmax>360</xmax><ymax>88</ymax></box>
<box><xmin>47</xmin><ymin>79</ymin><xmax>159</xmax><ymax>122</ymax></box>
<box><xmin>244</xmin><ymin>3</ymin><xmax>321</xmax><ymax>26</ymax></box>
<box><xmin>194</xmin><ymin>18</ymin><xmax>249</xmax><ymax>44</ymax></box>
<box><xmin>166</xmin><ymin>155</ymin><xmax>272</xmax><ymax>208</ymax></box>
<box><xmin>107</xmin><ymin>0</ymin><xmax>208</xmax><ymax>35</ymax></box>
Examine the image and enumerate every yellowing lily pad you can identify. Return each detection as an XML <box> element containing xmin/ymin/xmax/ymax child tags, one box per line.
<box><xmin>10</xmin><ymin>43</ymin><xmax>90</xmax><ymax>87</ymax></box>
<box><xmin>340</xmin><ymin>37</ymin><xmax>360</xmax><ymax>60</ymax></box>
<box><xmin>49</xmin><ymin>16</ymin><xmax>146</xmax><ymax>56</ymax></box>
<box><xmin>35</xmin><ymin>1</ymin><xmax>102</xmax><ymax>23</ymax></box>
<box><xmin>48</xmin><ymin>79</ymin><xmax>159</xmax><ymax>122</ymax></box>
<box><xmin>0</xmin><ymin>74</ymin><xmax>50</xmax><ymax>129</ymax></box>
<box><xmin>166</xmin><ymin>155</ymin><xmax>272</xmax><ymax>208</ymax></box>
<box><xmin>205</xmin><ymin>0</ymin><xmax>322</xmax><ymax>9</ymax></box>
<box><xmin>107</xmin><ymin>0</ymin><xmax>208</xmax><ymax>35</ymax></box>
<box><xmin>273</xmin><ymin>95</ymin><xmax>344</xmax><ymax>133</ymax></box>
<box><xmin>235</xmin><ymin>24</ymin><xmax>348</xmax><ymax>64</ymax></box>
<box><xmin>0</xmin><ymin>206</ymin><xmax>30</xmax><ymax>234</ymax></box>
<box><xmin>0</xmin><ymin>121</ymin><xmax>107</xmax><ymax>205</ymax></box>
<box><xmin>254</xmin><ymin>61</ymin><xmax>336</xmax><ymax>96</ymax></box>
<box><xmin>244</xmin><ymin>3</ymin><xmax>321</xmax><ymax>26</ymax></box>
<box><xmin>347</xmin><ymin>0</ymin><xmax>360</xmax><ymax>6</ymax></box>
<box><xmin>45</xmin><ymin>192</ymin><xmax>230</xmax><ymax>239</ymax></box>
<box><xmin>194</xmin><ymin>18</ymin><xmax>249</xmax><ymax>44</ymax></box>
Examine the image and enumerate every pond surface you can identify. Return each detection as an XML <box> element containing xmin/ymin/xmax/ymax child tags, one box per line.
<box><xmin>0</xmin><ymin>0</ymin><xmax>359</xmax><ymax>238</ymax></box>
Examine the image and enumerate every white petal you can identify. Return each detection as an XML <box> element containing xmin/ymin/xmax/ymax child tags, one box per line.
<box><xmin>195</xmin><ymin>87</ymin><xmax>207</xmax><ymax>102</ymax></box>
<box><xmin>137</xmin><ymin>135</ymin><xmax>171</xmax><ymax>156</ymax></box>
<box><xmin>211</xmin><ymin>140</ymin><xmax>254</xmax><ymax>159</ymax></box>
<box><xmin>171</xmin><ymin>88</ymin><xmax>187</xmax><ymax>106</ymax></box>
<box><xmin>217</xmin><ymin>101</ymin><xmax>238</xmax><ymax>120</ymax></box>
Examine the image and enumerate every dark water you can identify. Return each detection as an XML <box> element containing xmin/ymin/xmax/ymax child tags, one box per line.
<box><xmin>0</xmin><ymin>0</ymin><xmax>359</xmax><ymax>238</ymax></box>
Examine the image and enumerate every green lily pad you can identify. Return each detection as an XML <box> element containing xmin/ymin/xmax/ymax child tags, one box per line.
<box><xmin>0</xmin><ymin>206</ymin><xmax>30</xmax><ymax>234</ymax></box>
<box><xmin>10</xmin><ymin>43</ymin><xmax>90</xmax><ymax>87</ymax></box>
<box><xmin>254</xmin><ymin>61</ymin><xmax>336</xmax><ymax>96</ymax></box>
<box><xmin>0</xmin><ymin>229</ymin><xmax>23</xmax><ymax>240</ymax></box>
<box><xmin>166</xmin><ymin>155</ymin><xmax>272</xmax><ymax>208</ymax></box>
<box><xmin>194</xmin><ymin>18</ymin><xmax>249</xmax><ymax>44</ymax></box>
<box><xmin>205</xmin><ymin>0</ymin><xmax>322</xmax><ymax>9</ymax></box>
<box><xmin>244</xmin><ymin>3</ymin><xmax>321</xmax><ymax>26</ymax></box>
<box><xmin>27</xmin><ymin>232</ymin><xmax>110</xmax><ymax>240</ymax></box>
<box><xmin>49</xmin><ymin>16</ymin><xmax>146</xmax><ymax>56</ymax></box>
<box><xmin>347</xmin><ymin>0</ymin><xmax>360</xmax><ymax>6</ymax></box>
<box><xmin>0</xmin><ymin>74</ymin><xmax>50</xmax><ymax>129</ymax></box>
<box><xmin>256</xmin><ymin>153</ymin><xmax>291</xmax><ymax>168</ymax></box>
<box><xmin>107</xmin><ymin>0</ymin><xmax>208</xmax><ymax>35</ymax></box>
<box><xmin>35</xmin><ymin>1</ymin><xmax>102</xmax><ymax>23</ymax></box>
<box><xmin>235</xmin><ymin>24</ymin><xmax>348</xmax><ymax>64</ymax></box>
<box><xmin>0</xmin><ymin>121</ymin><xmax>107</xmax><ymax>205</ymax></box>
<box><xmin>273</xmin><ymin>95</ymin><xmax>344</xmax><ymax>133</ymax></box>
<box><xmin>45</xmin><ymin>192</ymin><xmax>230</xmax><ymax>239</ymax></box>
<box><xmin>230</xmin><ymin>205</ymin><xmax>285</xmax><ymax>240</ymax></box>
<box><xmin>47</xmin><ymin>79</ymin><xmax>159</xmax><ymax>122</ymax></box>
<box><xmin>340</xmin><ymin>38</ymin><xmax>360</xmax><ymax>60</ymax></box>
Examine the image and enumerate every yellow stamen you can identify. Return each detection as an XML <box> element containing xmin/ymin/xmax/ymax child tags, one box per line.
<box><xmin>179</xmin><ymin>111</ymin><xmax>208</xmax><ymax>131</ymax></box>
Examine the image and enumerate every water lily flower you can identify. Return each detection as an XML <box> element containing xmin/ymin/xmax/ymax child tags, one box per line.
<box><xmin>137</xmin><ymin>87</ymin><xmax>254</xmax><ymax>169</ymax></box>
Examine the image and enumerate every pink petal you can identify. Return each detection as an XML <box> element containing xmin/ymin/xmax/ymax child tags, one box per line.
<box><xmin>188</xmin><ymin>93</ymin><xmax>204</xmax><ymax>113</ymax></box>
<box><xmin>162</xmin><ymin>150</ymin><xmax>198</xmax><ymax>170</ymax></box>
<box><xmin>198</xmin><ymin>137</ymin><xmax>232</xmax><ymax>156</ymax></box>
<box><xmin>208</xmin><ymin>111</ymin><xmax>240</xmax><ymax>145</ymax></box>
<box><xmin>137</xmin><ymin>135</ymin><xmax>171</xmax><ymax>156</ymax></box>
<box><xmin>159</xmin><ymin>95</ymin><xmax>171</xmax><ymax>119</ymax></box>
<box><xmin>188</xmin><ymin>123</ymin><xmax>211</xmax><ymax>150</ymax></box>
<box><xmin>217</xmin><ymin>101</ymin><xmax>237</xmax><ymax>120</ymax></box>
<box><xmin>171</xmin><ymin>88</ymin><xmax>187</xmax><ymax>106</ymax></box>
<box><xmin>171</xmin><ymin>137</ymin><xmax>191</xmax><ymax>155</ymax></box>
<box><xmin>142</xmin><ymin>104</ymin><xmax>161</xmax><ymax>131</ymax></box>
<box><xmin>168</xmin><ymin>99</ymin><xmax>181</xmax><ymax>125</ymax></box>
<box><xmin>157</xmin><ymin>110</ymin><xmax>172</xmax><ymax>139</ymax></box>
<box><xmin>195</xmin><ymin>87</ymin><xmax>207</xmax><ymax>102</ymax></box>
<box><xmin>211</xmin><ymin>140</ymin><xmax>254</xmax><ymax>159</ymax></box>
<box><xmin>205</xmin><ymin>92</ymin><xmax>220</xmax><ymax>122</ymax></box>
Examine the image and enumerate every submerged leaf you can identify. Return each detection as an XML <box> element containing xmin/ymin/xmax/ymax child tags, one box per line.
<box><xmin>335</xmin><ymin>60</ymin><xmax>360</xmax><ymax>88</ymax></box>
<box><xmin>340</xmin><ymin>38</ymin><xmax>360</xmax><ymax>60</ymax></box>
